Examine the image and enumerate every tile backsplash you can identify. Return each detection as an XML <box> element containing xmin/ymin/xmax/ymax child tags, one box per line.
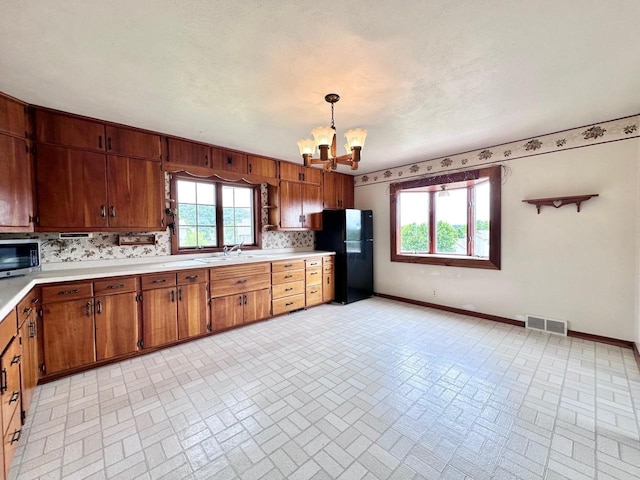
<box><xmin>0</xmin><ymin>230</ymin><xmax>315</xmax><ymax>264</ymax></box>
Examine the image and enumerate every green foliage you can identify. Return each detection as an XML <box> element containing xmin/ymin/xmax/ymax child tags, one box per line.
<box><xmin>476</xmin><ymin>219</ymin><xmax>489</xmax><ymax>231</ymax></box>
<box><xmin>400</xmin><ymin>223</ymin><xmax>428</xmax><ymax>252</ymax></box>
<box><xmin>453</xmin><ymin>224</ymin><xmax>467</xmax><ymax>239</ymax></box>
<box><xmin>436</xmin><ymin>221</ymin><xmax>458</xmax><ymax>252</ymax></box>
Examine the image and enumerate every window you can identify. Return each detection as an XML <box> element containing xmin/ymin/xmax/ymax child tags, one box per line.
<box><xmin>171</xmin><ymin>175</ymin><xmax>258</xmax><ymax>253</ymax></box>
<box><xmin>390</xmin><ymin>166</ymin><xmax>501</xmax><ymax>269</ymax></box>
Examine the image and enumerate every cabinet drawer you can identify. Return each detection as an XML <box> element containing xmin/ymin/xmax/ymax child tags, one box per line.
<box><xmin>272</xmin><ymin>269</ymin><xmax>305</xmax><ymax>285</ymax></box>
<box><xmin>305</xmin><ymin>259</ymin><xmax>322</xmax><ymax>268</ymax></box>
<box><xmin>42</xmin><ymin>282</ymin><xmax>93</xmax><ymax>303</ymax></box>
<box><xmin>94</xmin><ymin>276</ymin><xmax>137</xmax><ymax>295</ymax></box>
<box><xmin>272</xmin><ymin>260</ymin><xmax>305</xmax><ymax>272</ymax></box>
<box><xmin>210</xmin><ymin>273</ymin><xmax>271</xmax><ymax>298</ymax></box>
<box><xmin>177</xmin><ymin>269</ymin><xmax>208</xmax><ymax>285</ymax></box>
<box><xmin>272</xmin><ymin>281</ymin><xmax>304</xmax><ymax>299</ymax></box>
<box><xmin>141</xmin><ymin>273</ymin><xmax>176</xmax><ymax>290</ymax></box>
<box><xmin>16</xmin><ymin>288</ymin><xmax>40</xmax><ymax>327</ymax></box>
<box><xmin>306</xmin><ymin>285</ymin><xmax>323</xmax><ymax>306</ymax></box>
<box><xmin>1</xmin><ymin>337</ymin><xmax>21</xmax><ymax>437</ymax></box>
<box><xmin>306</xmin><ymin>268</ymin><xmax>322</xmax><ymax>285</ymax></box>
<box><xmin>272</xmin><ymin>294</ymin><xmax>305</xmax><ymax>315</ymax></box>
<box><xmin>323</xmin><ymin>256</ymin><xmax>334</xmax><ymax>265</ymax></box>
<box><xmin>3</xmin><ymin>405</ymin><xmax>21</xmax><ymax>476</ymax></box>
<box><xmin>210</xmin><ymin>263</ymin><xmax>271</xmax><ymax>281</ymax></box>
<box><xmin>323</xmin><ymin>264</ymin><xmax>334</xmax><ymax>273</ymax></box>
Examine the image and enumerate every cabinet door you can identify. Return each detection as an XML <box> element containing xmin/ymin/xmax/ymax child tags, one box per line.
<box><xmin>35</xmin><ymin>109</ymin><xmax>105</xmax><ymax>152</ymax></box>
<box><xmin>211</xmin><ymin>295</ymin><xmax>243</xmax><ymax>332</ymax></box>
<box><xmin>243</xmin><ymin>289</ymin><xmax>271</xmax><ymax>324</ymax></box>
<box><xmin>340</xmin><ymin>173</ymin><xmax>354</xmax><ymax>209</ymax></box>
<box><xmin>1</xmin><ymin>337</ymin><xmax>21</xmax><ymax>437</ymax></box>
<box><xmin>35</xmin><ymin>145</ymin><xmax>108</xmax><ymax>230</ymax></box>
<box><xmin>0</xmin><ymin>95</ymin><xmax>27</xmax><ymax>138</ymax></box>
<box><xmin>106</xmin><ymin>156</ymin><xmax>164</xmax><ymax>229</ymax></box>
<box><xmin>322</xmin><ymin>171</ymin><xmax>339</xmax><ymax>209</ymax></box>
<box><xmin>0</xmin><ymin>134</ymin><xmax>33</xmax><ymax>230</ymax></box>
<box><xmin>278</xmin><ymin>181</ymin><xmax>302</xmax><ymax>229</ymax></box>
<box><xmin>302</xmin><ymin>183</ymin><xmax>322</xmax><ymax>230</ymax></box>
<box><xmin>142</xmin><ymin>288</ymin><xmax>178</xmax><ymax>348</ymax></box>
<box><xmin>95</xmin><ymin>292</ymin><xmax>139</xmax><ymax>360</ymax></box>
<box><xmin>323</xmin><ymin>272</ymin><xmax>335</xmax><ymax>302</ymax></box>
<box><xmin>165</xmin><ymin>138</ymin><xmax>210</xmax><ymax>167</ymax></box>
<box><xmin>247</xmin><ymin>156</ymin><xmax>276</xmax><ymax>177</ymax></box>
<box><xmin>177</xmin><ymin>283</ymin><xmax>208</xmax><ymax>339</ymax></box>
<box><xmin>19</xmin><ymin>313</ymin><xmax>38</xmax><ymax>418</ymax></box>
<box><xmin>42</xmin><ymin>299</ymin><xmax>96</xmax><ymax>374</ymax></box>
<box><xmin>211</xmin><ymin>148</ymin><xmax>247</xmax><ymax>173</ymax></box>
<box><xmin>302</xmin><ymin>166</ymin><xmax>322</xmax><ymax>185</ymax></box>
<box><xmin>105</xmin><ymin>125</ymin><xmax>162</xmax><ymax>161</ymax></box>
<box><xmin>279</xmin><ymin>162</ymin><xmax>302</xmax><ymax>182</ymax></box>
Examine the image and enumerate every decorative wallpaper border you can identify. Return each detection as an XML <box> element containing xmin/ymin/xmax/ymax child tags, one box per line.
<box><xmin>354</xmin><ymin>114</ymin><xmax>640</xmax><ymax>187</ymax></box>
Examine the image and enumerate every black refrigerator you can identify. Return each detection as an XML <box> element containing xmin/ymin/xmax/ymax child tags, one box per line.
<box><xmin>316</xmin><ymin>209</ymin><xmax>374</xmax><ymax>304</ymax></box>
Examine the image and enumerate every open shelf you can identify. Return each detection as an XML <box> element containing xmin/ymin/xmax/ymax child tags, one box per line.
<box><xmin>522</xmin><ymin>194</ymin><xmax>598</xmax><ymax>214</ymax></box>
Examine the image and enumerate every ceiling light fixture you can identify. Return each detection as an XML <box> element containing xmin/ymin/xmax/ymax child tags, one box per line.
<box><xmin>438</xmin><ymin>185</ymin><xmax>450</xmax><ymax>198</ymax></box>
<box><xmin>297</xmin><ymin>93</ymin><xmax>367</xmax><ymax>171</ymax></box>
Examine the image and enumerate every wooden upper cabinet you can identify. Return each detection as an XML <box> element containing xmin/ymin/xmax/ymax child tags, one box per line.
<box><xmin>0</xmin><ymin>94</ymin><xmax>28</xmax><ymax>138</ymax></box>
<box><xmin>35</xmin><ymin>109</ymin><xmax>105</xmax><ymax>152</ymax></box>
<box><xmin>323</xmin><ymin>171</ymin><xmax>339</xmax><ymax>209</ymax></box>
<box><xmin>341</xmin><ymin>173</ymin><xmax>355</xmax><ymax>209</ymax></box>
<box><xmin>280</xmin><ymin>162</ymin><xmax>302</xmax><ymax>182</ymax></box>
<box><xmin>279</xmin><ymin>162</ymin><xmax>322</xmax><ymax>185</ymax></box>
<box><xmin>211</xmin><ymin>148</ymin><xmax>247</xmax><ymax>173</ymax></box>
<box><xmin>105</xmin><ymin>125</ymin><xmax>161</xmax><ymax>161</ymax></box>
<box><xmin>247</xmin><ymin>156</ymin><xmax>276</xmax><ymax>178</ymax></box>
<box><xmin>0</xmin><ymin>134</ymin><xmax>33</xmax><ymax>231</ymax></box>
<box><xmin>35</xmin><ymin>145</ymin><xmax>108</xmax><ymax>230</ymax></box>
<box><xmin>106</xmin><ymin>156</ymin><xmax>164</xmax><ymax>229</ymax></box>
<box><xmin>302</xmin><ymin>183</ymin><xmax>322</xmax><ymax>230</ymax></box>
<box><xmin>165</xmin><ymin>137</ymin><xmax>210</xmax><ymax>167</ymax></box>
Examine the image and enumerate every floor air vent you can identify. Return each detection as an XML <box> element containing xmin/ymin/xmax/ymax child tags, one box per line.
<box><xmin>525</xmin><ymin>314</ymin><xmax>567</xmax><ymax>336</ymax></box>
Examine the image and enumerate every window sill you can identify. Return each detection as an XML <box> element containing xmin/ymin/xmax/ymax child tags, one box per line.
<box><xmin>391</xmin><ymin>252</ymin><xmax>500</xmax><ymax>270</ymax></box>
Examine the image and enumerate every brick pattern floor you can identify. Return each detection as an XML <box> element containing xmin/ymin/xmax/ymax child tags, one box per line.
<box><xmin>8</xmin><ymin>297</ymin><xmax>640</xmax><ymax>479</ymax></box>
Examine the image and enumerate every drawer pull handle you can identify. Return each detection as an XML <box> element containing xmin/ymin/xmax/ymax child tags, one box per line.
<box><xmin>285</xmin><ymin>302</ymin><xmax>294</xmax><ymax>306</ymax></box>
<box><xmin>178</xmin><ymin>288</ymin><xmax>182</xmax><ymax>301</ymax></box>
<box><xmin>31</xmin><ymin>298</ymin><xmax>39</xmax><ymax>305</ymax></box>
<box><xmin>106</xmin><ymin>284</ymin><xmax>125</xmax><ymax>289</ymax></box>
<box><xmin>22</xmin><ymin>307</ymin><xmax>33</xmax><ymax>316</ymax></box>
<box><xmin>0</xmin><ymin>369</ymin><xmax>6</xmax><ymax>393</ymax></box>
<box><xmin>311</xmin><ymin>290</ymin><xmax>318</xmax><ymax>294</ymax></box>
<box><xmin>10</xmin><ymin>355</ymin><xmax>21</xmax><ymax>366</ymax></box>
<box><xmin>310</xmin><ymin>272</ymin><xmax>318</xmax><ymax>275</ymax></box>
<box><xmin>284</xmin><ymin>264</ymin><xmax>293</xmax><ymax>267</ymax></box>
<box><xmin>96</xmin><ymin>300</ymin><xmax>102</xmax><ymax>314</ymax></box>
<box><xmin>236</xmin><ymin>279</ymin><xmax>247</xmax><ymax>284</ymax></box>
<box><xmin>152</xmin><ymin>279</ymin><xmax>167</xmax><ymax>284</ymax></box>
<box><xmin>86</xmin><ymin>302</ymin><xmax>92</xmax><ymax>316</ymax></box>
<box><xmin>10</xmin><ymin>429</ymin><xmax>21</xmax><ymax>444</ymax></box>
<box><xmin>58</xmin><ymin>289</ymin><xmax>80</xmax><ymax>296</ymax></box>
<box><xmin>170</xmin><ymin>290</ymin><xmax>175</xmax><ymax>302</ymax></box>
<box><xmin>28</xmin><ymin>321</ymin><xmax>36</xmax><ymax>339</ymax></box>
<box><xmin>285</xmin><ymin>288</ymin><xmax>293</xmax><ymax>292</ymax></box>
<box><xmin>8</xmin><ymin>391</ymin><xmax>19</xmax><ymax>404</ymax></box>
<box><xmin>284</xmin><ymin>274</ymin><xmax>293</xmax><ymax>279</ymax></box>
<box><xmin>185</xmin><ymin>275</ymin><xmax>199</xmax><ymax>280</ymax></box>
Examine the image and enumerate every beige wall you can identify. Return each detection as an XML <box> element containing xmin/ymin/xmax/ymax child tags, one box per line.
<box><xmin>355</xmin><ymin>139</ymin><xmax>640</xmax><ymax>341</ymax></box>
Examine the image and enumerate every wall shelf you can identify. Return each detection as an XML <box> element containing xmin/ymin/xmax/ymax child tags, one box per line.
<box><xmin>522</xmin><ymin>194</ymin><xmax>598</xmax><ymax>214</ymax></box>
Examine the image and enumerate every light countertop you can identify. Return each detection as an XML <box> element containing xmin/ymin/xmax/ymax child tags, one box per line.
<box><xmin>0</xmin><ymin>250</ymin><xmax>334</xmax><ymax>321</ymax></box>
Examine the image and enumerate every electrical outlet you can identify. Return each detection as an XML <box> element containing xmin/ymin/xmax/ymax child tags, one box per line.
<box><xmin>432</xmin><ymin>290</ymin><xmax>437</xmax><ymax>296</ymax></box>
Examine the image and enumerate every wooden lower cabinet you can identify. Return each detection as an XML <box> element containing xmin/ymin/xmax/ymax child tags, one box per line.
<box><xmin>141</xmin><ymin>287</ymin><xmax>178</xmax><ymax>348</ymax></box>
<box><xmin>41</xmin><ymin>298</ymin><xmax>96</xmax><ymax>375</ymax></box>
<box><xmin>16</xmin><ymin>288</ymin><xmax>39</xmax><ymax>419</ymax></box>
<box><xmin>177</xmin><ymin>283</ymin><xmax>209</xmax><ymax>338</ymax></box>
<box><xmin>323</xmin><ymin>257</ymin><xmax>335</xmax><ymax>303</ymax></box>
<box><xmin>95</xmin><ymin>292</ymin><xmax>139</xmax><ymax>360</ymax></box>
<box><xmin>211</xmin><ymin>288</ymin><xmax>271</xmax><ymax>330</ymax></box>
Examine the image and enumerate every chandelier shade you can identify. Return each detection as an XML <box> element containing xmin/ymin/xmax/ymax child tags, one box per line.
<box><xmin>297</xmin><ymin>94</ymin><xmax>367</xmax><ymax>171</ymax></box>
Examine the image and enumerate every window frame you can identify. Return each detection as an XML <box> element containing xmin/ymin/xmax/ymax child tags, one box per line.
<box><xmin>390</xmin><ymin>166</ymin><xmax>501</xmax><ymax>269</ymax></box>
<box><xmin>170</xmin><ymin>173</ymin><xmax>262</xmax><ymax>255</ymax></box>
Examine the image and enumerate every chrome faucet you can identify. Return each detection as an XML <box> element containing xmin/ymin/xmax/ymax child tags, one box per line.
<box><xmin>223</xmin><ymin>242</ymin><xmax>244</xmax><ymax>256</ymax></box>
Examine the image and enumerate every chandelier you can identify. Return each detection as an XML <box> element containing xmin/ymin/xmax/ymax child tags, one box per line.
<box><xmin>297</xmin><ymin>93</ymin><xmax>367</xmax><ymax>171</ymax></box>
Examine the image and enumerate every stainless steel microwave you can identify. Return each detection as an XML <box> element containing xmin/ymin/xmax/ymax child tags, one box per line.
<box><xmin>0</xmin><ymin>239</ymin><xmax>41</xmax><ymax>278</ymax></box>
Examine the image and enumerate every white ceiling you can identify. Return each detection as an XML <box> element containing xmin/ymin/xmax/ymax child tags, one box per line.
<box><xmin>1</xmin><ymin>1</ymin><xmax>639</xmax><ymax>174</ymax></box>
